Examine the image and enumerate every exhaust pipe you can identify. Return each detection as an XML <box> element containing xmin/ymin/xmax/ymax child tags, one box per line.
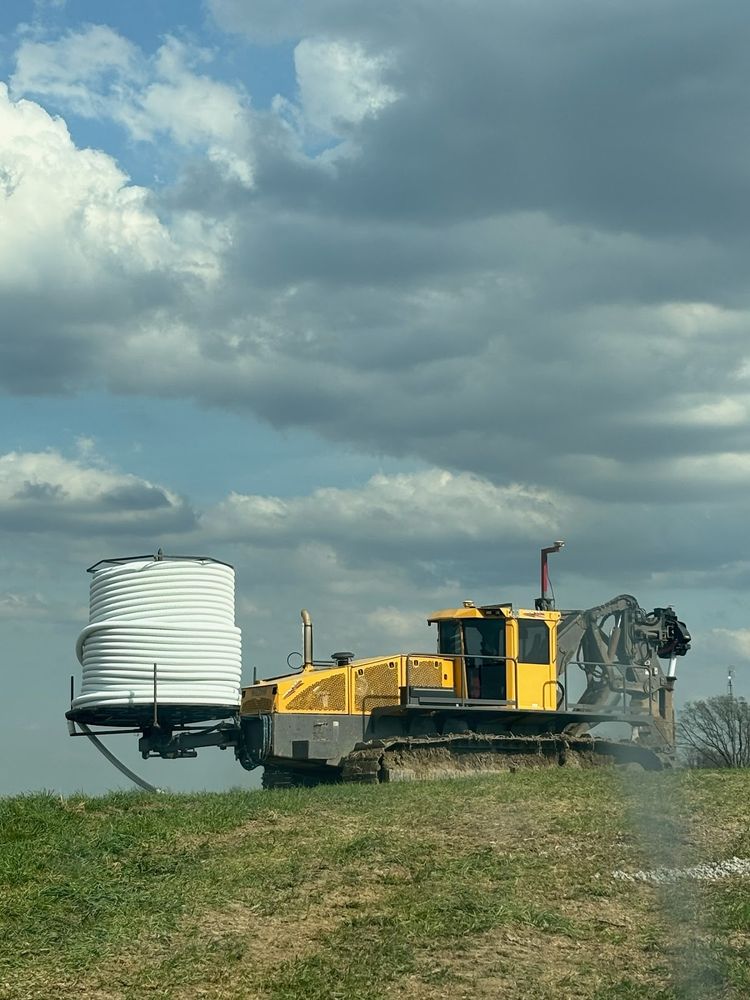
<box><xmin>301</xmin><ymin>609</ymin><xmax>313</xmax><ymax>669</ymax></box>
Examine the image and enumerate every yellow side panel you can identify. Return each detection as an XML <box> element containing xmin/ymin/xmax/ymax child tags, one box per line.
<box><xmin>406</xmin><ymin>657</ymin><xmax>449</xmax><ymax>688</ymax></box>
<box><xmin>269</xmin><ymin>653</ymin><xmax>456</xmax><ymax>717</ymax></box>
<box><xmin>348</xmin><ymin>655</ymin><xmax>454</xmax><ymax>714</ymax></box>
<box><xmin>283</xmin><ymin>671</ymin><xmax>347</xmax><ymax>713</ymax></box>
<box><xmin>352</xmin><ymin>658</ymin><xmax>400</xmax><ymax>712</ymax></box>
<box><xmin>514</xmin><ymin>662</ymin><xmax>557</xmax><ymax>710</ymax></box>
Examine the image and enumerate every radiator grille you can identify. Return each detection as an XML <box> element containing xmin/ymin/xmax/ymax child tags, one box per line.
<box><xmin>408</xmin><ymin>658</ymin><xmax>444</xmax><ymax>688</ymax></box>
<box><xmin>285</xmin><ymin>674</ymin><xmax>347</xmax><ymax>713</ymax></box>
<box><xmin>353</xmin><ymin>660</ymin><xmax>399</xmax><ymax>712</ymax></box>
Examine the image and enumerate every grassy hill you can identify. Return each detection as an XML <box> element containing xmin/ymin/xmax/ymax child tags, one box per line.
<box><xmin>1</xmin><ymin>768</ymin><xmax>749</xmax><ymax>1000</ymax></box>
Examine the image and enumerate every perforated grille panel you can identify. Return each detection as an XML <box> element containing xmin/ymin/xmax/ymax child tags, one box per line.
<box><xmin>242</xmin><ymin>686</ymin><xmax>276</xmax><ymax>713</ymax></box>
<box><xmin>285</xmin><ymin>673</ymin><xmax>347</xmax><ymax>713</ymax></box>
<box><xmin>353</xmin><ymin>659</ymin><xmax>399</xmax><ymax>712</ymax></box>
<box><xmin>408</xmin><ymin>658</ymin><xmax>444</xmax><ymax>688</ymax></box>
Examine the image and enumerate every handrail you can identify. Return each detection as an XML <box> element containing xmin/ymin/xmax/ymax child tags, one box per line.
<box><xmin>405</xmin><ymin>652</ymin><xmax>519</xmax><ymax>709</ymax></box>
<box><xmin>563</xmin><ymin>659</ymin><xmax>657</xmax><ymax>715</ymax></box>
<box><xmin>541</xmin><ymin>679</ymin><xmax>560</xmax><ymax>711</ymax></box>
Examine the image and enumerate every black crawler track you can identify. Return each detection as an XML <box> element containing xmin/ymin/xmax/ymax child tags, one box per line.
<box><xmin>262</xmin><ymin>733</ymin><xmax>668</xmax><ymax>788</ymax></box>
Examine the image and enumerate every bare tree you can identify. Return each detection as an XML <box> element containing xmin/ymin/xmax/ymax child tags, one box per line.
<box><xmin>678</xmin><ymin>695</ymin><xmax>750</xmax><ymax>768</ymax></box>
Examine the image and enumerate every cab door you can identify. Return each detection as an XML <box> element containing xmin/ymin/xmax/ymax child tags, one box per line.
<box><xmin>515</xmin><ymin>617</ymin><xmax>555</xmax><ymax>709</ymax></box>
<box><xmin>462</xmin><ymin>619</ymin><xmax>506</xmax><ymax>700</ymax></box>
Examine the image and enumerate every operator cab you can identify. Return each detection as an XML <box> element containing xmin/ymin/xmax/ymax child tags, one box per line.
<box><xmin>428</xmin><ymin>603</ymin><xmax>559</xmax><ymax>710</ymax></box>
<box><xmin>434</xmin><ymin>615</ymin><xmax>506</xmax><ymax>700</ymax></box>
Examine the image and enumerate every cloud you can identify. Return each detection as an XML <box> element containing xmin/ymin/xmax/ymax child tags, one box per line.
<box><xmin>365</xmin><ymin>605</ymin><xmax>426</xmax><ymax>641</ymax></box>
<box><xmin>11</xmin><ymin>24</ymin><xmax>141</xmax><ymax>119</ymax></box>
<box><xmin>202</xmin><ymin>468</ymin><xmax>562</xmax><ymax>561</ymax></box>
<box><xmin>208</xmin><ymin>0</ymin><xmax>400</xmax><ymax>45</ymax></box>
<box><xmin>189</xmin><ymin>465</ymin><xmax>750</xmax><ymax>600</ymax></box>
<box><xmin>293</xmin><ymin>37</ymin><xmax>398</xmax><ymax>138</ymax></box>
<box><xmin>12</xmin><ymin>28</ymin><xmax>254</xmax><ymax>184</ymax></box>
<box><xmin>10</xmin><ymin>24</ymin><xmax>401</xmax><ymax>181</ymax></box>
<box><xmin>0</xmin><ymin>450</ymin><xmax>195</xmax><ymax>534</ymax></box>
<box><xmin>213</xmin><ymin>0</ymin><xmax>750</xmax><ymax>236</ymax></box>
<box><xmin>0</xmin><ymin>82</ymin><xmax>225</xmax><ymax>391</ymax></box>
<box><xmin>32</xmin><ymin>0</ymin><xmax>67</xmax><ymax>13</ymax></box>
<box><xmin>3</xmin><ymin>5</ymin><xmax>750</xmax><ymax>587</ymax></box>
<box><xmin>5</xmin><ymin>39</ymin><xmax>750</xmax><ymax>520</ymax></box>
<box><xmin>0</xmin><ymin>83</ymin><xmax>181</xmax><ymax>278</ymax></box>
<box><xmin>711</xmin><ymin>629</ymin><xmax>750</xmax><ymax>660</ymax></box>
<box><xmin>0</xmin><ymin>590</ymin><xmax>50</xmax><ymax>620</ymax></box>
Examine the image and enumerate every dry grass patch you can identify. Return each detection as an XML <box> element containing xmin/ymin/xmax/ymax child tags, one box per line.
<box><xmin>388</xmin><ymin>921</ymin><xmax>670</xmax><ymax>1000</ymax></box>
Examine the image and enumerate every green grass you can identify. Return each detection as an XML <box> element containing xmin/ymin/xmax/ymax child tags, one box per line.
<box><xmin>1</xmin><ymin>769</ymin><xmax>748</xmax><ymax>999</ymax></box>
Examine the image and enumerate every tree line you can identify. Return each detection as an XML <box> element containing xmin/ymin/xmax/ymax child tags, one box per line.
<box><xmin>678</xmin><ymin>695</ymin><xmax>750</xmax><ymax>768</ymax></box>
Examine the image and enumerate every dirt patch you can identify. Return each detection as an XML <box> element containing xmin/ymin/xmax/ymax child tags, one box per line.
<box><xmin>191</xmin><ymin>878</ymin><xmax>384</xmax><ymax>961</ymax></box>
<box><xmin>388</xmin><ymin>916</ymin><xmax>672</xmax><ymax>1000</ymax></box>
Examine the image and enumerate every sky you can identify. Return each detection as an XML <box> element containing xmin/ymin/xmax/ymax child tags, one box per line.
<box><xmin>1</xmin><ymin>0</ymin><xmax>749</xmax><ymax>795</ymax></box>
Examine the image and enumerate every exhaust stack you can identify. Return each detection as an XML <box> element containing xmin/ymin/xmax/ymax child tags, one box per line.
<box><xmin>301</xmin><ymin>609</ymin><xmax>313</xmax><ymax>669</ymax></box>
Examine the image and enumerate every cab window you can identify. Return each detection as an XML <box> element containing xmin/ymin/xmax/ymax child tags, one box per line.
<box><xmin>463</xmin><ymin>620</ymin><xmax>506</xmax><ymax>700</ymax></box>
<box><xmin>518</xmin><ymin>619</ymin><xmax>550</xmax><ymax>664</ymax></box>
<box><xmin>437</xmin><ymin>621</ymin><xmax>462</xmax><ymax>655</ymax></box>
<box><xmin>463</xmin><ymin>619</ymin><xmax>505</xmax><ymax>659</ymax></box>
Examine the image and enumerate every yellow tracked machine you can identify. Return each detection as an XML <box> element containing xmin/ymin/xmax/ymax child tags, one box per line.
<box><xmin>97</xmin><ymin>542</ymin><xmax>690</xmax><ymax>788</ymax></box>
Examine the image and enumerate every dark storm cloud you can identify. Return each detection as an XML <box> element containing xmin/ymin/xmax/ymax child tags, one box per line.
<box><xmin>100</xmin><ymin>483</ymin><xmax>175</xmax><ymax>510</ymax></box>
<box><xmin>111</xmin><ymin>280</ymin><xmax>750</xmax><ymax>506</ymax></box>
<box><xmin>13</xmin><ymin>481</ymin><xmax>65</xmax><ymax>501</ymax></box>
<box><xmin>0</xmin><ymin>250</ymin><xmax>197</xmax><ymax>396</ymax></box>
<box><xmin>0</xmin><ymin>297</ymin><xmax>97</xmax><ymax>394</ymax></box>
<box><xmin>215</xmin><ymin>0</ymin><xmax>750</xmax><ymax>238</ymax></box>
<box><xmin>0</xmin><ymin>497</ymin><xmax>197</xmax><ymax>536</ymax></box>
<box><xmin>170</xmin><ymin>0</ymin><xmax>750</xmax><ymax>516</ymax></box>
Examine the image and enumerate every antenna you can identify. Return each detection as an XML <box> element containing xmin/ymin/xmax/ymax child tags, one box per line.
<box><xmin>536</xmin><ymin>540</ymin><xmax>565</xmax><ymax>610</ymax></box>
<box><xmin>728</xmin><ymin>666</ymin><xmax>735</xmax><ymax>699</ymax></box>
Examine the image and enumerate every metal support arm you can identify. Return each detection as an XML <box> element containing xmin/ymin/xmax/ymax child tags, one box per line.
<box><xmin>139</xmin><ymin>720</ymin><xmax>242</xmax><ymax>760</ymax></box>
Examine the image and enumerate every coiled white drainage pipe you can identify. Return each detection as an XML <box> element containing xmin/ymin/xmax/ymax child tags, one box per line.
<box><xmin>71</xmin><ymin>556</ymin><xmax>242</xmax><ymax>724</ymax></box>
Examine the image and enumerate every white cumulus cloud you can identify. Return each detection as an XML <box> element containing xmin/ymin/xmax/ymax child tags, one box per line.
<box><xmin>293</xmin><ymin>37</ymin><xmax>398</xmax><ymax>136</ymax></box>
<box><xmin>11</xmin><ymin>24</ymin><xmax>140</xmax><ymax>118</ymax></box>
<box><xmin>201</xmin><ymin>469</ymin><xmax>563</xmax><ymax>553</ymax></box>
<box><xmin>0</xmin><ymin>82</ymin><xmax>182</xmax><ymax>285</ymax></box>
<box><xmin>0</xmin><ymin>450</ymin><xmax>195</xmax><ymax>534</ymax></box>
<box><xmin>12</xmin><ymin>27</ymin><xmax>254</xmax><ymax>185</ymax></box>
